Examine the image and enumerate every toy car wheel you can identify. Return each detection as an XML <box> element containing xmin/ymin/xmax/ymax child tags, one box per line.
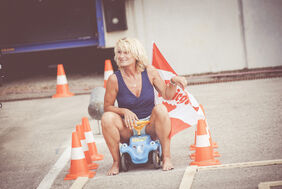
<box><xmin>121</xmin><ymin>153</ymin><xmax>130</xmax><ymax>172</ymax></box>
<box><xmin>152</xmin><ymin>150</ymin><xmax>161</xmax><ymax>169</ymax></box>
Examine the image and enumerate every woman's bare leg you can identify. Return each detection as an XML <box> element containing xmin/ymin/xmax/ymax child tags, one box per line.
<box><xmin>146</xmin><ymin>104</ymin><xmax>174</xmax><ymax>171</ymax></box>
<box><xmin>101</xmin><ymin>112</ymin><xmax>132</xmax><ymax>175</ymax></box>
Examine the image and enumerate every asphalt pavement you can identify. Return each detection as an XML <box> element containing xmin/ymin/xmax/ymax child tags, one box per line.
<box><xmin>0</xmin><ymin>75</ymin><xmax>282</xmax><ymax>189</ymax></box>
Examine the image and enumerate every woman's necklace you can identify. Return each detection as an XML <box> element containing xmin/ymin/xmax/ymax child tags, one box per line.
<box><xmin>127</xmin><ymin>79</ymin><xmax>137</xmax><ymax>88</ymax></box>
<box><xmin>124</xmin><ymin>75</ymin><xmax>139</xmax><ymax>88</ymax></box>
<box><xmin>121</xmin><ymin>70</ymin><xmax>140</xmax><ymax>88</ymax></box>
<box><xmin>132</xmin><ymin>83</ymin><xmax>137</xmax><ymax>88</ymax></box>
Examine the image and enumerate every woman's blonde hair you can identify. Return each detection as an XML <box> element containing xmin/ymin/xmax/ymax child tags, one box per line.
<box><xmin>114</xmin><ymin>38</ymin><xmax>149</xmax><ymax>72</ymax></box>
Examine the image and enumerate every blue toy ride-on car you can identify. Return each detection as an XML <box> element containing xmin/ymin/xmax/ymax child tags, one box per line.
<box><xmin>120</xmin><ymin>121</ymin><xmax>162</xmax><ymax>172</ymax></box>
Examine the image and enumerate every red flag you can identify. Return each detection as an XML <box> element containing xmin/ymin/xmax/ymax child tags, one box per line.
<box><xmin>152</xmin><ymin>43</ymin><xmax>177</xmax><ymax>75</ymax></box>
<box><xmin>152</xmin><ymin>43</ymin><xmax>203</xmax><ymax>138</ymax></box>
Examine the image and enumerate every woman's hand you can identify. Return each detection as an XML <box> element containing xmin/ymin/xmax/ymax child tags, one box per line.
<box><xmin>122</xmin><ymin>108</ymin><xmax>139</xmax><ymax>129</ymax></box>
<box><xmin>170</xmin><ymin>76</ymin><xmax>188</xmax><ymax>89</ymax></box>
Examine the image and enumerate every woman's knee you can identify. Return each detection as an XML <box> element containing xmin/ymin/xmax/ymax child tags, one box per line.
<box><xmin>101</xmin><ymin>112</ymin><xmax>117</xmax><ymax>129</ymax></box>
<box><xmin>151</xmin><ymin>104</ymin><xmax>171</xmax><ymax>131</ymax></box>
<box><xmin>152</xmin><ymin>104</ymin><xmax>169</xmax><ymax>117</ymax></box>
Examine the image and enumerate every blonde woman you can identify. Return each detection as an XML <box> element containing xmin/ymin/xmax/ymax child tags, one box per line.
<box><xmin>101</xmin><ymin>38</ymin><xmax>187</xmax><ymax>175</ymax></box>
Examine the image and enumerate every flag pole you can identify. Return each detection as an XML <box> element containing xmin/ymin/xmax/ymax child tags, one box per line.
<box><xmin>151</xmin><ymin>40</ymin><xmax>156</xmax><ymax>66</ymax></box>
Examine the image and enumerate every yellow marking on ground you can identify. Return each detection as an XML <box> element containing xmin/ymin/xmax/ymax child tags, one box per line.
<box><xmin>197</xmin><ymin>159</ymin><xmax>282</xmax><ymax>171</ymax></box>
<box><xmin>258</xmin><ymin>180</ymin><xmax>282</xmax><ymax>189</ymax></box>
<box><xmin>179</xmin><ymin>166</ymin><xmax>197</xmax><ymax>189</ymax></box>
<box><xmin>70</xmin><ymin>177</ymin><xmax>89</xmax><ymax>189</ymax></box>
<box><xmin>179</xmin><ymin>159</ymin><xmax>282</xmax><ymax>189</ymax></box>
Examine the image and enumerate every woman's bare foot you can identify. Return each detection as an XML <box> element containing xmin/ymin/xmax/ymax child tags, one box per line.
<box><xmin>107</xmin><ymin>161</ymin><xmax>120</xmax><ymax>176</ymax></box>
<box><xmin>162</xmin><ymin>157</ymin><xmax>174</xmax><ymax>171</ymax></box>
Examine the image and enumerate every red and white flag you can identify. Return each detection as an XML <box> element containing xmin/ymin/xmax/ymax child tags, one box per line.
<box><xmin>152</xmin><ymin>43</ymin><xmax>205</xmax><ymax>138</ymax></box>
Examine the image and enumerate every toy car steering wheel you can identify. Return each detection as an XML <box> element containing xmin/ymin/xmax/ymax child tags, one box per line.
<box><xmin>134</xmin><ymin>120</ymin><xmax>150</xmax><ymax>135</ymax></box>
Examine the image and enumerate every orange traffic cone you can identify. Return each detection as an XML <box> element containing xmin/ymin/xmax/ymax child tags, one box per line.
<box><xmin>104</xmin><ymin>59</ymin><xmax>114</xmax><ymax>88</ymax></box>
<box><xmin>190</xmin><ymin>106</ymin><xmax>220</xmax><ymax>160</ymax></box>
<box><xmin>199</xmin><ymin>104</ymin><xmax>218</xmax><ymax>149</ymax></box>
<box><xmin>82</xmin><ymin>117</ymin><xmax>104</xmax><ymax>161</ymax></box>
<box><xmin>64</xmin><ymin>132</ymin><xmax>96</xmax><ymax>180</ymax></box>
<box><xmin>190</xmin><ymin>126</ymin><xmax>219</xmax><ymax>154</ymax></box>
<box><xmin>52</xmin><ymin>64</ymin><xmax>74</xmax><ymax>98</ymax></box>
<box><xmin>190</xmin><ymin>119</ymin><xmax>220</xmax><ymax>166</ymax></box>
<box><xmin>190</xmin><ymin>104</ymin><xmax>218</xmax><ymax>151</ymax></box>
<box><xmin>76</xmin><ymin>125</ymin><xmax>99</xmax><ymax>170</ymax></box>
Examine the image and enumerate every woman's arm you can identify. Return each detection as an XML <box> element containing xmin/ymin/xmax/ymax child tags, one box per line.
<box><xmin>147</xmin><ymin>65</ymin><xmax>187</xmax><ymax>100</ymax></box>
<box><xmin>104</xmin><ymin>74</ymin><xmax>122</xmax><ymax>115</ymax></box>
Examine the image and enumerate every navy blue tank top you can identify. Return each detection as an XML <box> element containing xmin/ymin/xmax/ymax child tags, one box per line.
<box><xmin>115</xmin><ymin>69</ymin><xmax>155</xmax><ymax>119</ymax></box>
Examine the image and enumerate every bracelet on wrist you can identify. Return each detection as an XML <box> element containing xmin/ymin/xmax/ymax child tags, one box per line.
<box><xmin>170</xmin><ymin>79</ymin><xmax>176</xmax><ymax>86</ymax></box>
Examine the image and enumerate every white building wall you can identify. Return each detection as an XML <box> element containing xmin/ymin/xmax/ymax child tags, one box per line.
<box><xmin>242</xmin><ymin>0</ymin><xmax>282</xmax><ymax>68</ymax></box>
<box><xmin>141</xmin><ymin>0</ymin><xmax>246</xmax><ymax>75</ymax></box>
<box><xmin>103</xmin><ymin>0</ymin><xmax>281</xmax><ymax>75</ymax></box>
